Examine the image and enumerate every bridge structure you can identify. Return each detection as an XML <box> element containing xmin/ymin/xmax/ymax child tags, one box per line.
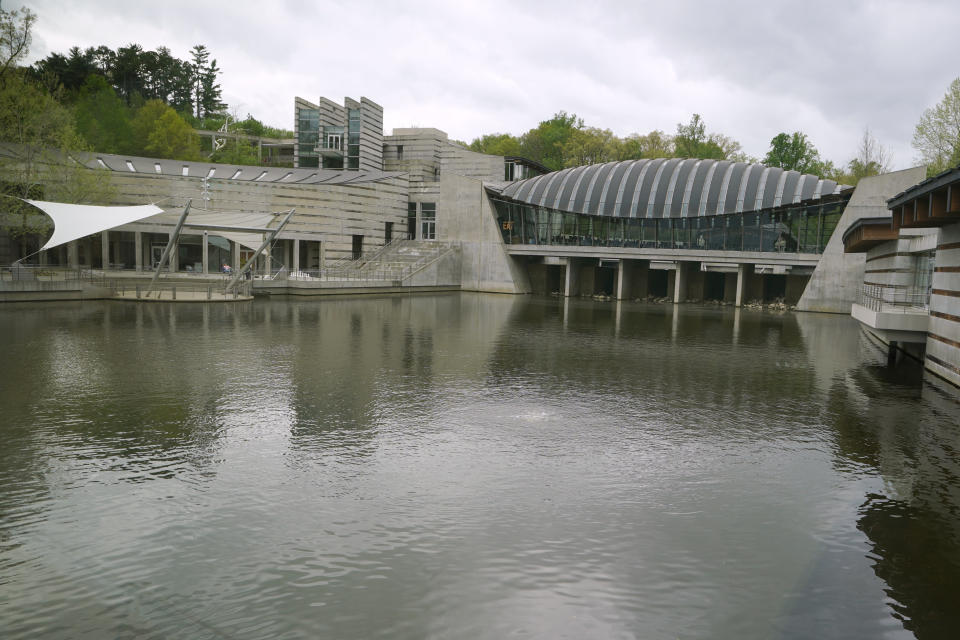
<box><xmin>488</xmin><ymin>157</ymin><xmax>850</xmax><ymax>305</ymax></box>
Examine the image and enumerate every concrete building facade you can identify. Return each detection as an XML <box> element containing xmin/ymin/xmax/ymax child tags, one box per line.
<box><xmin>844</xmin><ymin>165</ymin><xmax>960</xmax><ymax>387</ymax></box>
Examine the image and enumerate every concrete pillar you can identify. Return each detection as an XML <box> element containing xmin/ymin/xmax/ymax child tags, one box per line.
<box><xmin>202</xmin><ymin>231</ymin><xmax>209</xmax><ymax>275</ymax></box>
<box><xmin>616</xmin><ymin>260</ymin><xmax>632</xmax><ymax>300</ymax></box>
<box><xmin>635</xmin><ymin>260</ymin><xmax>650</xmax><ymax>299</ymax></box>
<box><xmin>673</xmin><ymin>262</ymin><xmax>687</xmax><ymax>304</ymax></box>
<box><xmin>579</xmin><ymin>264</ymin><xmax>596</xmax><ymax>297</ymax></box>
<box><xmin>564</xmin><ymin>258</ymin><xmax>579</xmax><ymax>297</ymax></box>
<box><xmin>68</xmin><ymin>241</ymin><xmax>79</xmax><ymax>269</ymax></box>
<box><xmin>263</xmin><ymin>245</ymin><xmax>271</xmax><ymax>276</ymax></box>
<box><xmin>134</xmin><ymin>232</ymin><xmax>143</xmax><ymax>272</ymax></box>
<box><xmin>293</xmin><ymin>239</ymin><xmax>300</xmax><ymax>273</ymax></box>
<box><xmin>735</xmin><ymin>264</ymin><xmax>748</xmax><ymax>308</ymax></box>
<box><xmin>231</xmin><ymin>241</ymin><xmax>239</xmax><ymax>271</ymax></box>
<box><xmin>101</xmin><ymin>231</ymin><xmax>110</xmax><ymax>269</ymax></box>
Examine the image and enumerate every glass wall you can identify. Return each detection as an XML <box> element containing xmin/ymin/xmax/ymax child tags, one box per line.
<box><xmin>346</xmin><ymin>108</ymin><xmax>361</xmax><ymax>170</ymax></box>
<box><xmin>297</xmin><ymin>108</ymin><xmax>320</xmax><ymax>168</ymax></box>
<box><xmin>492</xmin><ymin>194</ymin><xmax>850</xmax><ymax>255</ymax></box>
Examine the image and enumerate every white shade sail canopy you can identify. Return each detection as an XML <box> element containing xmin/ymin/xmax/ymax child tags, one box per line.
<box><xmin>26</xmin><ymin>199</ymin><xmax>164</xmax><ymax>251</ymax></box>
<box><xmin>149</xmin><ymin>209</ymin><xmax>280</xmax><ymax>251</ymax></box>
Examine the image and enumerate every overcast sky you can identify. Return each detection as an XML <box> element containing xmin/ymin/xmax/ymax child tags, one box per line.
<box><xmin>20</xmin><ymin>0</ymin><xmax>960</xmax><ymax>169</ymax></box>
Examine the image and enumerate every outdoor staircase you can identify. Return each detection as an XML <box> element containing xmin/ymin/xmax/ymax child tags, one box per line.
<box><xmin>352</xmin><ymin>240</ymin><xmax>455</xmax><ymax>278</ymax></box>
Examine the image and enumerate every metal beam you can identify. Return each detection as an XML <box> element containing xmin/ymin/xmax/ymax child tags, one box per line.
<box><xmin>225</xmin><ymin>209</ymin><xmax>296</xmax><ymax>292</ymax></box>
<box><xmin>181</xmin><ymin>223</ymin><xmax>273</xmax><ymax>233</ymax></box>
<box><xmin>145</xmin><ymin>200</ymin><xmax>191</xmax><ymax>297</ymax></box>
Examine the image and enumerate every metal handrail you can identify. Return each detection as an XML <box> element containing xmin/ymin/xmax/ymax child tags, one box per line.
<box><xmin>857</xmin><ymin>284</ymin><xmax>929</xmax><ymax>313</ymax></box>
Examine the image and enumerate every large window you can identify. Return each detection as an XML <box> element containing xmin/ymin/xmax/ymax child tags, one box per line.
<box><xmin>421</xmin><ymin>203</ymin><xmax>436</xmax><ymax>240</ymax></box>
<box><xmin>347</xmin><ymin>108</ymin><xmax>361</xmax><ymax>170</ymax></box>
<box><xmin>491</xmin><ymin>194</ymin><xmax>850</xmax><ymax>254</ymax></box>
<box><xmin>297</xmin><ymin>108</ymin><xmax>319</xmax><ymax>166</ymax></box>
<box><xmin>407</xmin><ymin>202</ymin><xmax>417</xmax><ymax>239</ymax></box>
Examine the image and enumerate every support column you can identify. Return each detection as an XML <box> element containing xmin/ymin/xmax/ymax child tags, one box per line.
<box><xmin>616</xmin><ymin>260</ymin><xmax>632</xmax><ymax>300</ymax></box>
<box><xmin>564</xmin><ymin>257</ymin><xmax>579</xmax><ymax>297</ymax></box>
<box><xmin>68</xmin><ymin>241</ymin><xmax>79</xmax><ymax>269</ymax></box>
<box><xmin>231</xmin><ymin>241</ymin><xmax>239</xmax><ymax>271</ymax></box>
<box><xmin>735</xmin><ymin>264</ymin><xmax>748</xmax><ymax>308</ymax></box>
<box><xmin>263</xmin><ymin>245</ymin><xmax>271</xmax><ymax>276</ymax></box>
<box><xmin>292</xmin><ymin>239</ymin><xmax>300</xmax><ymax>273</ymax></box>
<box><xmin>887</xmin><ymin>341</ymin><xmax>898</xmax><ymax>367</ymax></box>
<box><xmin>101</xmin><ymin>231</ymin><xmax>110</xmax><ymax>269</ymax></box>
<box><xmin>673</xmin><ymin>262</ymin><xmax>687</xmax><ymax>304</ymax></box>
<box><xmin>134</xmin><ymin>232</ymin><xmax>143</xmax><ymax>272</ymax></box>
<box><xmin>202</xmin><ymin>231</ymin><xmax>209</xmax><ymax>274</ymax></box>
<box><xmin>169</xmin><ymin>237</ymin><xmax>178</xmax><ymax>273</ymax></box>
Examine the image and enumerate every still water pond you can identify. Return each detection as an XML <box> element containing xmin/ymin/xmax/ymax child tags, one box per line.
<box><xmin>1</xmin><ymin>294</ymin><xmax>959</xmax><ymax>639</ymax></box>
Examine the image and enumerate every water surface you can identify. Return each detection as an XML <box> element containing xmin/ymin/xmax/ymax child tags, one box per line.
<box><xmin>1</xmin><ymin>294</ymin><xmax>959</xmax><ymax>639</ymax></box>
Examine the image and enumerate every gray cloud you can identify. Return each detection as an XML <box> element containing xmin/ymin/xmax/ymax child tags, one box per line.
<box><xmin>20</xmin><ymin>0</ymin><xmax>960</xmax><ymax>168</ymax></box>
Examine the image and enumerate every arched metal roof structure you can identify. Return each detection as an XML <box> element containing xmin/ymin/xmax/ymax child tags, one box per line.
<box><xmin>499</xmin><ymin>158</ymin><xmax>842</xmax><ymax>218</ymax></box>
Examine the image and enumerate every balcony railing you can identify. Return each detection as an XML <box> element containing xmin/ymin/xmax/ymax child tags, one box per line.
<box><xmin>857</xmin><ymin>284</ymin><xmax>930</xmax><ymax>313</ymax></box>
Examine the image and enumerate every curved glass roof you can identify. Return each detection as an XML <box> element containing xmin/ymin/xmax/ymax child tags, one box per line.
<box><xmin>500</xmin><ymin>158</ymin><xmax>841</xmax><ymax>218</ymax></box>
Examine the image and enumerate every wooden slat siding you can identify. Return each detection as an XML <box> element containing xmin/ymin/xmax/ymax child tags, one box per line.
<box><xmin>935</xmin><ymin>266</ymin><xmax>960</xmax><ymax>272</ymax></box>
<box><xmin>937</xmin><ymin>242</ymin><xmax>960</xmax><ymax>251</ymax></box>
<box><xmin>931</xmin><ymin>310</ymin><xmax>960</xmax><ymax>323</ymax></box>
<box><xmin>932</xmin><ymin>289</ymin><xmax>960</xmax><ymax>298</ymax></box>
<box><xmin>927</xmin><ymin>353</ymin><xmax>960</xmax><ymax>377</ymax></box>
<box><xmin>930</xmin><ymin>333</ymin><xmax>960</xmax><ymax>349</ymax></box>
<box><xmin>865</xmin><ymin>268</ymin><xmax>912</xmax><ymax>273</ymax></box>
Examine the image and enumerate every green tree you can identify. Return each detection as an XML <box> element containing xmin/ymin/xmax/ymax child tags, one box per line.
<box><xmin>846</xmin><ymin>127</ymin><xmax>890</xmax><ymax>182</ymax></box>
<box><xmin>763</xmin><ymin>132</ymin><xmax>822</xmax><ymax>173</ymax></box>
<box><xmin>130</xmin><ymin>99</ymin><xmax>202</xmax><ymax>160</ymax></box>
<box><xmin>519</xmin><ymin>111</ymin><xmax>583</xmax><ymax>171</ymax></box>
<box><xmin>913</xmin><ymin>77</ymin><xmax>960</xmax><ymax>176</ymax></box>
<box><xmin>619</xmin><ymin>130</ymin><xmax>674</xmax><ymax>159</ymax></box>
<box><xmin>673</xmin><ymin>114</ymin><xmax>727</xmax><ymax>160</ymax></box>
<box><xmin>561</xmin><ymin>127</ymin><xmax>619</xmax><ymax>167</ymax></box>
<box><xmin>0</xmin><ymin>72</ymin><xmax>114</xmax><ymax>252</ymax></box>
<box><xmin>198</xmin><ymin>58</ymin><xmax>225</xmax><ymax>118</ymax></box>
<box><xmin>190</xmin><ymin>45</ymin><xmax>210</xmax><ymax>119</ymax></box>
<box><xmin>469</xmin><ymin>132</ymin><xmax>523</xmax><ymax>157</ymax></box>
<box><xmin>210</xmin><ymin>136</ymin><xmax>259</xmax><ymax>165</ymax></box>
<box><xmin>0</xmin><ymin>5</ymin><xmax>35</xmax><ymax>83</ymax></box>
<box><xmin>73</xmin><ymin>75</ymin><xmax>132</xmax><ymax>154</ymax></box>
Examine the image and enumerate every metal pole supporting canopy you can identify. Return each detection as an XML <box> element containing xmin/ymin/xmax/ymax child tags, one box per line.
<box><xmin>145</xmin><ymin>200</ymin><xmax>191</xmax><ymax>297</ymax></box>
<box><xmin>224</xmin><ymin>208</ymin><xmax>296</xmax><ymax>293</ymax></box>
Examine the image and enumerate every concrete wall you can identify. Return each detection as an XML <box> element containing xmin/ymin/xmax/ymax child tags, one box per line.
<box><xmin>106</xmin><ymin>169</ymin><xmax>409</xmax><ymax>264</ymax></box>
<box><xmin>383</xmin><ymin>128</ymin><xmax>446</xmax><ymax>186</ymax></box>
<box><xmin>927</xmin><ymin>222</ymin><xmax>960</xmax><ymax>387</ymax></box>
<box><xmin>862</xmin><ymin>237</ymin><xmax>918</xmax><ymax>290</ymax></box>
<box><xmin>440</xmin><ymin>144</ymin><xmax>504</xmax><ymax>182</ymax></box>
<box><xmin>405</xmin><ymin>246</ymin><xmax>462</xmax><ymax>288</ymax></box>
<box><xmin>384</xmin><ymin>128</ymin><xmax>506</xmax><ymax>186</ymax></box>
<box><xmin>357</xmin><ymin>97</ymin><xmax>384</xmax><ymax>173</ymax></box>
<box><xmin>438</xmin><ymin>172</ymin><xmax>529</xmax><ymax>293</ymax></box>
<box><xmin>797</xmin><ymin>167</ymin><xmax>926</xmax><ymax>313</ymax></box>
